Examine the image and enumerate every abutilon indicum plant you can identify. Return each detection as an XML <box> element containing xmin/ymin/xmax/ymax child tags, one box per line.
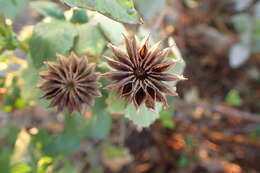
<box><xmin>0</xmin><ymin>0</ymin><xmax>187</xmax><ymax>171</ymax></box>
<box><xmin>0</xmin><ymin>0</ymin><xmax>186</xmax><ymax>129</ymax></box>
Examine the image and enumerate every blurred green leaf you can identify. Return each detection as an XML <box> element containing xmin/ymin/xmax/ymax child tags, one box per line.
<box><xmin>91</xmin><ymin>111</ymin><xmax>112</xmax><ymax>139</ymax></box>
<box><xmin>30</xmin><ymin>21</ymin><xmax>78</xmax><ymax>68</ymax></box>
<box><xmin>231</xmin><ymin>14</ymin><xmax>253</xmax><ymax>44</ymax></box>
<box><xmin>103</xmin><ymin>145</ymin><xmax>130</xmax><ymax>159</ymax></box>
<box><xmin>225</xmin><ymin>89</ymin><xmax>242</xmax><ymax>106</ymax></box>
<box><xmin>20</xmin><ymin>64</ymin><xmax>41</xmax><ymax>100</ymax></box>
<box><xmin>0</xmin><ymin>148</ymin><xmax>11</xmax><ymax>172</ymax></box>
<box><xmin>0</xmin><ymin>14</ymin><xmax>19</xmax><ymax>51</ymax></box>
<box><xmin>160</xmin><ymin>110</ymin><xmax>175</xmax><ymax>129</ymax></box>
<box><xmin>10</xmin><ymin>163</ymin><xmax>32</xmax><ymax>173</ymax></box>
<box><xmin>177</xmin><ymin>154</ymin><xmax>189</xmax><ymax>168</ymax></box>
<box><xmin>64</xmin><ymin>112</ymin><xmax>93</xmax><ymax>139</ymax></box>
<box><xmin>0</xmin><ymin>0</ymin><xmax>28</xmax><ymax>19</ymax></box>
<box><xmin>6</xmin><ymin>126</ymin><xmax>19</xmax><ymax>145</ymax></box>
<box><xmin>107</xmin><ymin>91</ymin><xmax>125</xmax><ymax>114</ymax></box>
<box><xmin>168</xmin><ymin>37</ymin><xmax>186</xmax><ymax>76</ymax></box>
<box><xmin>37</xmin><ymin>156</ymin><xmax>53</xmax><ymax>173</ymax></box>
<box><xmin>249</xmin><ymin>125</ymin><xmax>260</xmax><ymax>138</ymax></box>
<box><xmin>94</xmin><ymin>13</ymin><xmax>127</xmax><ymax>45</ymax></box>
<box><xmin>30</xmin><ymin>1</ymin><xmax>65</xmax><ymax>20</ymax></box>
<box><xmin>184</xmin><ymin>87</ymin><xmax>199</xmax><ymax>103</ymax></box>
<box><xmin>64</xmin><ymin>99</ymin><xmax>111</xmax><ymax>140</ymax></box>
<box><xmin>135</xmin><ymin>0</ymin><xmax>166</xmax><ymax>20</ymax></box>
<box><xmin>253</xmin><ymin>20</ymin><xmax>260</xmax><ymax>53</ymax></box>
<box><xmin>71</xmin><ymin>8</ymin><xmax>88</xmax><ymax>24</ymax></box>
<box><xmin>14</xmin><ymin>97</ymin><xmax>27</xmax><ymax>109</ymax></box>
<box><xmin>89</xmin><ymin>166</ymin><xmax>104</xmax><ymax>173</ymax></box>
<box><xmin>60</xmin><ymin>0</ymin><xmax>141</xmax><ymax>24</ymax></box>
<box><xmin>20</xmin><ymin>56</ymin><xmax>51</xmax><ymax>109</ymax></box>
<box><xmin>185</xmin><ymin>137</ymin><xmax>193</xmax><ymax>148</ymax></box>
<box><xmin>46</xmin><ymin>134</ymin><xmax>81</xmax><ymax>156</ymax></box>
<box><xmin>91</xmin><ymin>96</ymin><xmax>112</xmax><ymax>139</ymax></box>
<box><xmin>125</xmin><ymin>103</ymin><xmax>163</xmax><ymax>128</ymax></box>
<box><xmin>32</xmin><ymin>130</ymin><xmax>52</xmax><ymax>153</ymax></box>
<box><xmin>56</xmin><ymin>159</ymin><xmax>78</xmax><ymax>173</ymax></box>
<box><xmin>74</xmin><ymin>23</ymin><xmax>106</xmax><ymax>56</ymax></box>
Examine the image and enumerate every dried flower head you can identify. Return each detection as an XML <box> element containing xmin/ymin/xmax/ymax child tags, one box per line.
<box><xmin>103</xmin><ymin>35</ymin><xmax>186</xmax><ymax>110</ymax></box>
<box><xmin>38</xmin><ymin>53</ymin><xmax>101</xmax><ymax>113</ymax></box>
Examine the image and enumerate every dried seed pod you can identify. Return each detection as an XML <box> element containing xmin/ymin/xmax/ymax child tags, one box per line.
<box><xmin>103</xmin><ymin>35</ymin><xmax>186</xmax><ymax>110</ymax></box>
<box><xmin>38</xmin><ymin>53</ymin><xmax>101</xmax><ymax>113</ymax></box>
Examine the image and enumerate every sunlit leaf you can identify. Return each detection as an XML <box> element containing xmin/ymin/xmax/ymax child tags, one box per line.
<box><xmin>60</xmin><ymin>0</ymin><xmax>142</xmax><ymax>24</ymax></box>
<box><xmin>10</xmin><ymin>163</ymin><xmax>32</xmax><ymax>173</ymax></box>
<box><xmin>37</xmin><ymin>156</ymin><xmax>53</xmax><ymax>173</ymax></box>
<box><xmin>125</xmin><ymin>103</ymin><xmax>163</xmax><ymax>128</ymax></box>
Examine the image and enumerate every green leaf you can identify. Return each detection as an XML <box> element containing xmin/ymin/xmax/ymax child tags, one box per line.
<box><xmin>91</xmin><ymin>97</ymin><xmax>112</xmax><ymax>139</ymax></box>
<box><xmin>103</xmin><ymin>145</ymin><xmax>130</xmax><ymax>159</ymax></box>
<box><xmin>184</xmin><ymin>87</ymin><xmax>199</xmax><ymax>103</ymax></box>
<box><xmin>249</xmin><ymin>125</ymin><xmax>260</xmax><ymax>138</ymax></box>
<box><xmin>11</xmin><ymin>163</ymin><xmax>32</xmax><ymax>173</ymax></box>
<box><xmin>0</xmin><ymin>148</ymin><xmax>11</xmax><ymax>172</ymax></box>
<box><xmin>91</xmin><ymin>111</ymin><xmax>112</xmax><ymax>139</ymax></box>
<box><xmin>64</xmin><ymin>97</ymin><xmax>112</xmax><ymax>140</ymax></box>
<box><xmin>135</xmin><ymin>0</ymin><xmax>166</xmax><ymax>20</ymax></box>
<box><xmin>160</xmin><ymin>110</ymin><xmax>175</xmax><ymax>129</ymax></box>
<box><xmin>231</xmin><ymin>14</ymin><xmax>253</xmax><ymax>44</ymax></box>
<box><xmin>60</xmin><ymin>0</ymin><xmax>142</xmax><ymax>24</ymax></box>
<box><xmin>37</xmin><ymin>156</ymin><xmax>53</xmax><ymax>173</ymax></box>
<box><xmin>253</xmin><ymin>20</ymin><xmax>260</xmax><ymax>53</ymax></box>
<box><xmin>168</xmin><ymin>37</ymin><xmax>186</xmax><ymax>76</ymax></box>
<box><xmin>177</xmin><ymin>154</ymin><xmax>189</xmax><ymax>168</ymax></box>
<box><xmin>20</xmin><ymin>64</ymin><xmax>42</xmax><ymax>100</ymax></box>
<box><xmin>185</xmin><ymin>137</ymin><xmax>193</xmax><ymax>148</ymax></box>
<box><xmin>0</xmin><ymin>0</ymin><xmax>28</xmax><ymax>19</ymax></box>
<box><xmin>64</xmin><ymin>112</ymin><xmax>93</xmax><ymax>139</ymax></box>
<box><xmin>30</xmin><ymin>1</ymin><xmax>65</xmax><ymax>20</ymax></box>
<box><xmin>46</xmin><ymin>134</ymin><xmax>81</xmax><ymax>157</ymax></box>
<box><xmin>94</xmin><ymin>13</ymin><xmax>127</xmax><ymax>45</ymax></box>
<box><xmin>14</xmin><ymin>98</ymin><xmax>28</xmax><ymax>109</ymax></box>
<box><xmin>0</xmin><ymin>14</ymin><xmax>19</xmax><ymax>51</ymax></box>
<box><xmin>71</xmin><ymin>8</ymin><xmax>88</xmax><ymax>24</ymax></box>
<box><xmin>225</xmin><ymin>89</ymin><xmax>242</xmax><ymax>106</ymax></box>
<box><xmin>29</xmin><ymin>21</ymin><xmax>78</xmax><ymax>68</ymax></box>
<box><xmin>107</xmin><ymin>91</ymin><xmax>125</xmax><ymax>114</ymax></box>
<box><xmin>125</xmin><ymin>103</ymin><xmax>163</xmax><ymax>128</ymax></box>
<box><xmin>74</xmin><ymin>23</ymin><xmax>106</xmax><ymax>56</ymax></box>
<box><xmin>20</xmin><ymin>56</ymin><xmax>51</xmax><ymax>109</ymax></box>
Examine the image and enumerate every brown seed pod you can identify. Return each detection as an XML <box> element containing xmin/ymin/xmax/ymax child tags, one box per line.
<box><xmin>103</xmin><ymin>35</ymin><xmax>186</xmax><ymax>110</ymax></box>
<box><xmin>38</xmin><ymin>53</ymin><xmax>101</xmax><ymax>113</ymax></box>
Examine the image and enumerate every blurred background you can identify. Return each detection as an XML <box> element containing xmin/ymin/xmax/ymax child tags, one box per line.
<box><xmin>0</xmin><ymin>0</ymin><xmax>260</xmax><ymax>172</ymax></box>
